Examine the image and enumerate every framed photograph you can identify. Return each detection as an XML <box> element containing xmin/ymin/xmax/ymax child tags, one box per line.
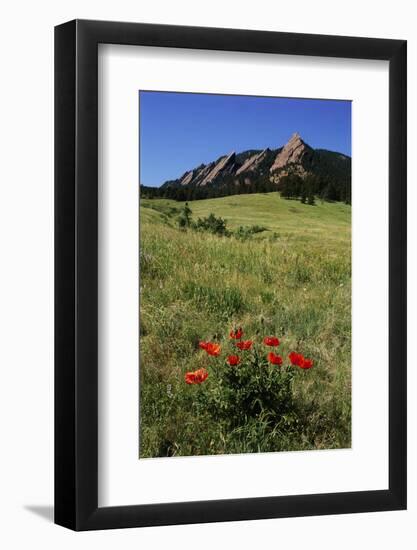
<box><xmin>55</xmin><ymin>19</ymin><xmax>406</xmax><ymax>530</ymax></box>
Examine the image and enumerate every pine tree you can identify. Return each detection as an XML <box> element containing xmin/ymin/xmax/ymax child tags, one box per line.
<box><xmin>183</xmin><ymin>202</ymin><xmax>192</xmax><ymax>225</ymax></box>
<box><xmin>178</xmin><ymin>202</ymin><xmax>193</xmax><ymax>229</ymax></box>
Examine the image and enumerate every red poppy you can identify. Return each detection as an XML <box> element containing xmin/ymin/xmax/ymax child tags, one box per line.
<box><xmin>199</xmin><ymin>341</ymin><xmax>209</xmax><ymax>350</ymax></box>
<box><xmin>185</xmin><ymin>372</ymin><xmax>196</xmax><ymax>384</ymax></box>
<box><xmin>229</xmin><ymin>327</ymin><xmax>243</xmax><ymax>339</ymax></box>
<box><xmin>205</xmin><ymin>342</ymin><xmax>221</xmax><ymax>356</ymax></box>
<box><xmin>300</xmin><ymin>358</ymin><xmax>313</xmax><ymax>370</ymax></box>
<box><xmin>227</xmin><ymin>355</ymin><xmax>241</xmax><ymax>366</ymax></box>
<box><xmin>236</xmin><ymin>340</ymin><xmax>253</xmax><ymax>350</ymax></box>
<box><xmin>185</xmin><ymin>368</ymin><xmax>209</xmax><ymax>385</ymax></box>
<box><xmin>267</xmin><ymin>352</ymin><xmax>283</xmax><ymax>365</ymax></box>
<box><xmin>288</xmin><ymin>351</ymin><xmax>303</xmax><ymax>366</ymax></box>
<box><xmin>263</xmin><ymin>336</ymin><xmax>280</xmax><ymax>347</ymax></box>
<box><xmin>289</xmin><ymin>351</ymin><xmax>313</xmax><ymax>369</ymax></box>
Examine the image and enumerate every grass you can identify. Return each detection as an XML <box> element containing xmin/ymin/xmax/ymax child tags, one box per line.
<box><xmin>139</xmin><ymin>192</ymin><xmax>351</xmax><ymax>458</ymax></box>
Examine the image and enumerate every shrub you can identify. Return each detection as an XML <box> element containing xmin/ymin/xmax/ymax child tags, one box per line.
<box><xmin>234</xmin><ymin>225</ymin><xmax>267</xmax><ymax>240</ymax></box>
<box><xmin>177</xmin><ymin>202</ymin><xmax>193</xmax><ymax>229</ymax></box>
<box><xmin>308</xmin><ymin>193</ymin><xmax>316</xmax><ymax>206</ymax></box>
<box><xmin>193</xmin><ymin>213</ymin><xmax>230</xmax><ymax>236</ymax></box>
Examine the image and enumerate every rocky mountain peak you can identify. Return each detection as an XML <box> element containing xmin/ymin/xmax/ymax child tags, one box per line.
<box><xmin>158</xmin><ymin>133</ymin><xmax>350</xmax><ymax>199</ymax></box>
<box><xmin>270</xmin><ymin>133</ymin><xmax>310</xmax><ymax>173</ymax></box>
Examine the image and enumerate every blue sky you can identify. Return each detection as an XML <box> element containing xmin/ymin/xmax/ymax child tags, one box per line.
<box><xmin>139</xmin><ymin>91</ymin><xmax>351</xmax><ymax>187</ymax></box>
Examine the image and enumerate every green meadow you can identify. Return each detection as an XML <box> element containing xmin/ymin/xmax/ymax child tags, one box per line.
<box><xmin>139</xmin><ymin>192</ymin><xmax>351</xmax><ymax>458</ymax></box>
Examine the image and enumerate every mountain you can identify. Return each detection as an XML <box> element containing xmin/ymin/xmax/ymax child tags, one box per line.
<box><xmin>144</xmin><ymin>133</ymin><xmax>351</xmax><ymax>203</ymax></box>
<box><xmin>270</xmin><ymin>132</ymin><xmax>311</xmax><ymax>173</ymax></box>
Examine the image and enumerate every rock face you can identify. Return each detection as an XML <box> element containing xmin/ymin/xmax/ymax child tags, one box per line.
<box><xmin>236</xmin><ymin>149</ymin><xmax>268</xmax><ymax>175</ymax></box>
<box><xmin>193</xmin><ymin>163</ymin><xmax>214</xmax><ymax>184</ymax></box>
<box><xmin>198</xmin><ymin>152</ymin><xmax>236</xmax><ymax>186</ymax></box>
<box><xmin>180</xmin><ymin>171</ymin><xmax>194</xmax><ymax>186</ymax></box>
<box><xmin>270</xmin><ymin>132</ymin><xmax>311</xmax><ymax>173</ymax></box>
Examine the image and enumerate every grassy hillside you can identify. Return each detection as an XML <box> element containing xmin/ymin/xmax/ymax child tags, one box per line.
<box><xmin>139</xmin><ymin>193</ymin><xmax>351</xmax><ymax>457</ymax></box>
<box><xmin>141</xmin><ymin>193</ymin><xmax>350</xmax><ymax>240</ymax></box>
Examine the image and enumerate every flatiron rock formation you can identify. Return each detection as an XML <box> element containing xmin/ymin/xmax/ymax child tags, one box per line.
<box><xmin>198</xmin><ymin>152</ymin><xmax>237</xmax><ymax>186</ymax></box>
<box><xmin>153</xmin><ymin>132</ymin><xmax>351</xmax><ymax>203</ymax></box>
<box><xmin>236</xmin><ymin>149</ymin><xmax>269</xmax><ymax>175</ymax></box>
<box><xmin>270</xmin><ymin>133</ymin><xmax>311</xmax><ymax>172</ymax></box>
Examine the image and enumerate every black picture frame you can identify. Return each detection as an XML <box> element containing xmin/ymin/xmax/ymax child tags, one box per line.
<box><xmin>55</xmin><ymin>19</ymin><xmax>407</xmax><ymax>531</ymax></box>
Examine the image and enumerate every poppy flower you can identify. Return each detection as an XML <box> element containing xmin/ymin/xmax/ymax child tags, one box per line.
<box><xmin>199</xmin><ymin>341</ymin><xmax>209</xmax><ymax>350</ymax></box>
<box><xmin>267</xmin><ymin>352</ymin><xmax>283</xmax><ymax>365</ymax></box>
<box><xmin>227</xmin><ymin>355</ymin><xmax>241</xmax><ymax>366</ymax></box>
<box><xmin>236</xmin><ymin>340</ymin><xmax>253</xmax><ymax>350</ymax></box>
<box><xmin>205</xmin><ymin>342</ymin><xmax>221</xmax><ymax>356</ymax></box>
<box><xmin>288</xmin><ymin>351</ymin><xmax>303</xmax><ymax>366</ymax></box>
<box><xmin>185</xmin><ymin>368</ymin><xmax>209</xmax><ymax>385</ymax></box>
<box><xmin>289</xmin><ymin>351</ymin><xmax>313</xmax><ymax>369</ymax></box>
<box><xmin>263</xmin><ymin>336</ymin><xmax>280</xmax><ymax>347</ymax></box>
<box><xmin>185</xmin><ymin>372</ymin><xmax>196</xmax><ymax>384</ymax></box>
<box><xmin>229</xmin><ymin>327</ymin><xmax>243</xmax><ymax>339</ymax></box>
<box><xmin>300</xmin><ymin>358</ymin><xmax>313</xmax><ymax>369</ymax></box>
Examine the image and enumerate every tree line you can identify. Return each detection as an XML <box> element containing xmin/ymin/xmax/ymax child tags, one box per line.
<box><xmin>140</xmin><ymin>170</ymin><xmax>350</xmax><ymax>204</ymax></box>
<box><xmin>278</xmin><ymin>173</ymin><xmax>351</xmax><ymax>204</ymax></box>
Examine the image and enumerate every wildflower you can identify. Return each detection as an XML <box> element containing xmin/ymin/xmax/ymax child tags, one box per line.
<box><xmin>263</xmin><ymin>336</ymin><xmax>280</xmax><ymax>347</ymax></box>
<box><xmin>289</xmin><ymin>351</ymin><xmax>303</xmax><ymax>366</ymax></box>
<box><xmin>205</xmin><ymin>342</ymin><xmax>221</xmax><ymax>356</ymax></box>
<box><xmin>229</xmin><ymin>327</ymin><xmax>243</xmax><ymax>339</ymax></box>
<box><xmin>236</xmin><ymin>340</ymin><xmax>253</xmax><ymax>350</ymax></box>
<box><xmin>185</xmin><ymin>372</ymin><xmax>196</xmax><ymax>384</ymax></box>
<box><xmin>185</xmin><ymin>368</ymin><xmax>209</xmax><ymax>385</ymax></box>
<box><xmin>227</xmin><ymin>355</ymin><xmax>241</xmax><ymax>366</ymax></box>
<box><xmin>300</xmin><ymin>358</ymin><xmax>313</xmax><ymax>369</ymax></box>
<box><xmin>199</xmin><ymin>341</ymin><xmax>209</xmax><ymax>350</ymax></box>
<box><xmin>267</xmin><ymin>352</ymin><xmax>283</xmax><ymax>365</ymax></box>
<box><xmin>289</xmin><ymin>351</ymin><xmax>313</xmax><ymax>369</ymax></box>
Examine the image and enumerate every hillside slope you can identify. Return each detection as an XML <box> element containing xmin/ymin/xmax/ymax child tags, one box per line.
<box><xmin>141</xmin><ymin>192</ymin><xmax>351</xmax><ymax>245</ymax></box>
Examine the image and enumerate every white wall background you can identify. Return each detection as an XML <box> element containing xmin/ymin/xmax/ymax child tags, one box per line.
<box><xmin>0</xmin><ymin>0</ymin><xmax>415</xmax><ymax>548</ymax></box>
